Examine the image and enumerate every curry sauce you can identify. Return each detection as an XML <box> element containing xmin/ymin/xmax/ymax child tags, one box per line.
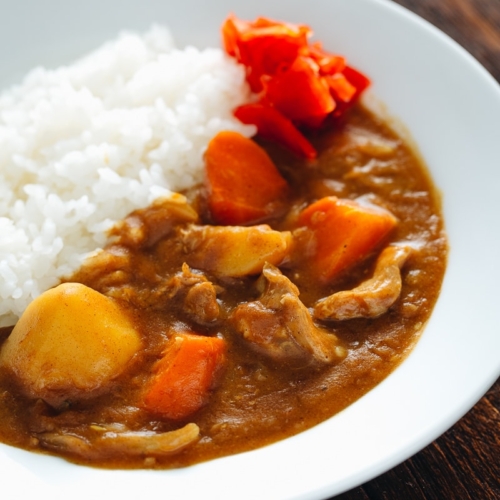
<box><xmin>0</xmin><ymin>104</ymin><xmax>447</xmax><ymax>468</ymax></box>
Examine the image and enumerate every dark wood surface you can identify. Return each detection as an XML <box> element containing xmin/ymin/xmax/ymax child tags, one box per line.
<box><xmin>334</xmin><ymin>1</ymin><xmax>500</xmax><ymax>498</ymax></box>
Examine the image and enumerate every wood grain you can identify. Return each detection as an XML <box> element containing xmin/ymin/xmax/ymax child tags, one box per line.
<box><xmin>336</xmin><ymin>381</ymin><xmax>500</xmax><ymax>499</ymax></box>
<box><xmin>331</xmin><ymin>1</ymin><xmax>500</xmax><ymax>498</ymax></box>
<box><xmin>393</xmin><ymin>0</ymin><xmax>500</xmax><ymax>82</ymax></box>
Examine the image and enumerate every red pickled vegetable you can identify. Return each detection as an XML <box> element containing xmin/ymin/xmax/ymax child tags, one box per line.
<box><xmin>221</xmin><ymin>15</ymin><xmax>371</xmax><ymax>157</ymax></box>
<box><xmin>305</xmin><ymin>42</ymin><xmax>346</xmax><ymax>75</ymax></box>
<box><xmin>222</xmin><ymin>15</ymin><xmax>310</xmax><ymax>92</ymax></box>
<box><xmin>234</xmin><ymin>103</ymin><xmax>317</xmax><ymax>159</ymax></box>
<box><xmin>343</xmin><ymin>66</ymin><xmax>371</xmax><ymax>98</ymax></box>
<box><xmin>325</xmin><ymin>73</ymin><xmax>357</xmax><ymax>103</ymax></box>
<box><xmin>262</xmin><ymin>56</ymin><xmax>335</xmax><ymax>128</ymax></box>
<box><xmin>331</xmin><ymin>66</ymin><xmax>372</xmax><ymax>117</ymax></box>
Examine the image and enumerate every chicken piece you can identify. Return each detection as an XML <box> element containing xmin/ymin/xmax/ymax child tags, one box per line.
<box><xmin>0</xmin><ymin>283</ymin><xmax>141</xmax><ymax>408</ymax></box>
<box><xmin>71</xmin><ymin>246</ymin><xmax>132</xmax><ymax>292</ymax></box>
<box><xmin>231</xmin><ymin>264</ymin><xmax>345</xmax><ymax>368</ymax></box>
<box><xmin>109</xmin><ymin>193</ymin><xmax>199</xmax><ymax>249</ymax></box>
<box><xmin>180</xmin><ymin>224</ymin><xmax>292</xmax><ymax>277</ymax></box>
<box><xmin>163</xmin><ymin>263</ymin><xmax>212</xmax><ymax>298</ymax></box>
<box><xmin>162</xmin><ymin>263</ymin><xmax>220</xmax><ymax>324</ymax></box>
<box><xmin>37</xmin><ymin>422</ymin><xmax>200</xmax><ymax>461</ymax></box>
<box><xmin>314</xmin><ymin>244</ymin><xmax>412</xmax><ymax>321</ymax></box>
<box><xmin>184</xmin><ymin>282</ymin><xmax>220</xmax><ymax>324</ymax></box>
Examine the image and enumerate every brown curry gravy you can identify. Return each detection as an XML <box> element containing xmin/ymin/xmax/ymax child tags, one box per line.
<box><xmin>0</xmin><ymin>104</ymin><xmax>447</xmax><ymax>468</ymax></box>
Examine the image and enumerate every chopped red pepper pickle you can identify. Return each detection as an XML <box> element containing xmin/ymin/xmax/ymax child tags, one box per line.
<box><xmin>234</xmin><ymin>103</ymin><xmax>317</xmax><ymax>159</ymax></box>
<box><xmin>222</xmin><ymin>15</ymin><xmax>371</xmax><ymax>158</ymax></box>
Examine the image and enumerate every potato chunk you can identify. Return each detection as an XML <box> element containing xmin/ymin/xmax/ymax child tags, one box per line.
<box><xmin>231</xmin><ymin>264</ymin><xmax>345</xmax><ymax>368</ymax></box>
<box><xmin>180</xmin><ymin>224</ymin><xmax>292</xmax><ymax>277</ymax></box>
<box><xmin>0</xmin><ymin>283</ymin><xmax>141</xmax><ymax>407</ymax></box>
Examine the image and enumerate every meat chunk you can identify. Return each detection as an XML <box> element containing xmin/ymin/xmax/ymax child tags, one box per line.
<box><xmin>37</xmin><ymin>422</ymin><xmax>200</xmax><ymax>461</ymax></box>
<box><xmin>109</xmin><ymin>193</ymin><xmax>198</xmax><ymax>249</ymax></box>
<box><xmin>162</xmin><ymin>263</ymin><xmax>220</xmax><ymax>324</ymax></box>
<box><xmin>231</xmin><ymin>264</ymin><xmax>345</xmax><ymax>368</ymax></box>
<box><xmin>71</xmin><ymin>246</ymin><xmax>132</xmax><ymax>292</ymax></box>
<box><xmin>314</xmin><ymin>244</ymin><xmax>412</xmax><ymax>321</ymax></box>
<box><xmin>184</xmin><ymin>282</ymin><xmax>220</xmax><ymax>324</ymax></box>
<box><xmin>180</xmin><ymin>224</ymin><xmax>292</xmax><ymax>277</ymax></box>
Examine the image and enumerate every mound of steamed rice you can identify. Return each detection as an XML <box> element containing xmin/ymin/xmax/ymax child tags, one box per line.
<box><xmin>0</xmin><ymin>25</ymin><xmax>254</xmax><ymax>326</ymax></box>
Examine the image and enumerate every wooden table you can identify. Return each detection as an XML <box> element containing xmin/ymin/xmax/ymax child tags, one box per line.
<box><xmin>336</xmin><ymin>1</ymin><xmax>500</xmax><ymax>498</ymax></box>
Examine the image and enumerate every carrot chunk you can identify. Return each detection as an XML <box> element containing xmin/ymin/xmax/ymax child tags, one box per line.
<box><xmin>296</xmin><ymin>196</ymin><xmax>397</xmax><ymax>282</ymax></box>
<box><xmin>142</xmin><ymin>333</ymin><xmax>226</xmax><ymax>420</ymax></box>
<box><xmin>205</xmin><ymin>130</ymin><xmax>289</xmax><ymax>225</ymax></box>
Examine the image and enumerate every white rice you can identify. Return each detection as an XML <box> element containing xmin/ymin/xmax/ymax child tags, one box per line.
<box><xmin>0</xmin><ymin>25</ymin><xmax>255</xmax><ymax>326</ymax></box>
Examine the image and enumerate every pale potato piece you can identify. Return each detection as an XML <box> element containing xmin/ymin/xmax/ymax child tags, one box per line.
<box><xmin>180</xmin><ymin>224</ymin><xmax>292</xmax><ymax>277</ymax></box>
<box><xmin>0</xmin><ymin>283</ymin><xmax>141</xmax><ymax>407</ymax></box>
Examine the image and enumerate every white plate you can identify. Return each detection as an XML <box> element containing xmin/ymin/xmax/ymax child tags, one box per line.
<box><xmin>1</xmin><ymin>0</ymin><xmax>499</xmax><ymax>499</ymax></box>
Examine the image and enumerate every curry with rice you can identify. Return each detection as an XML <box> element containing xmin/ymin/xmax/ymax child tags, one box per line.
<box><xmin>0</xmin><ymin>15</ymin><xmax>447</xmax><ymax>468</ymax></box>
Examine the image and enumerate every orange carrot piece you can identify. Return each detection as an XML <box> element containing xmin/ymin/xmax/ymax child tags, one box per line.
<box><xmin>205</xmin><ymin>131</ymin><xmax>289</xmax><ymax>225</ymax></box>
<box><xmin>297</xmin><ymin>196</ymin><xmax>397</xmax><ymax>282</ymax></box>
<box><xmin>142</xmin><ymin>333</ymin><xmax>226</xmax><ymax>420</ymax></box>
